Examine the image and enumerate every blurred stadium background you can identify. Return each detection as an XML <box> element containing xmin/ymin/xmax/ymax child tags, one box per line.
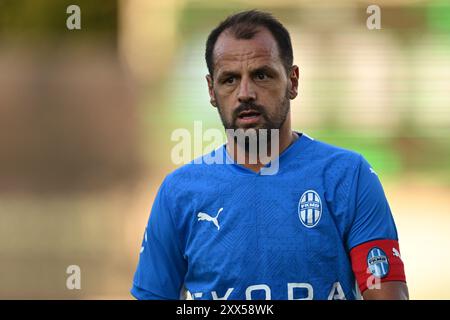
<box><xmin>0</xmin><ymin>0</ymin><xmax>449</xmax><ymax>299</ymax></box>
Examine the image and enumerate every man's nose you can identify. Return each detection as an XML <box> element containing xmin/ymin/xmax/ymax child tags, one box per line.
<box><xmin>237</xmin><ymin>77</ymin><xmax>256</xmax><ymax>103</ymax></box>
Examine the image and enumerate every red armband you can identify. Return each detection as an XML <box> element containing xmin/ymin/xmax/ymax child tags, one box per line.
<box><xmin>350</xmin><ymin>239</ymin><xmax>406</xmax><ymax>293</ymax></box>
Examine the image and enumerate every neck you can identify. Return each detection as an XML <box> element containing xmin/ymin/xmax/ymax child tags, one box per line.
<box><xmin>225</xmin><ymin>120</ymin><xmax>297</xmax><ymax>173</ymax></box>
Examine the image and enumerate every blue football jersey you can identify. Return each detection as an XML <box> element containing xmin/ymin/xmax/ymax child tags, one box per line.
<box><xmin>131</xmin><ymin>133</ymin><xmax>399</xmax><ymax>300</ymax></box>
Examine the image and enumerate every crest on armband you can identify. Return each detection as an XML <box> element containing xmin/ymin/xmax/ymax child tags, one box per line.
<box><xmin>367</xmin><ymin>247</ymin><xmax>390</xmax><ymax>278</ymax></box>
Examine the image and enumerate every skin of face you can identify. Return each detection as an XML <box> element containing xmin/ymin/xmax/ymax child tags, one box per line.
<box><xmin>206</xmin><ymin>27</ymin><xmax>299</xmax><ymax>135</ymax></box>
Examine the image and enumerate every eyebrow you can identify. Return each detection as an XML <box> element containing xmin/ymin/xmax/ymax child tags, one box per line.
<box><xmin>217</xmin><ymin>65</ymin><xmax>278</xmax><ymax>80</ymax></box>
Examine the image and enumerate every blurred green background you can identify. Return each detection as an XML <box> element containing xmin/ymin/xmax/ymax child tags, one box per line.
<box><xmin>0</xmin><ymin>0</ymin><xmax>449</xmax><ymax>299</ymax></box>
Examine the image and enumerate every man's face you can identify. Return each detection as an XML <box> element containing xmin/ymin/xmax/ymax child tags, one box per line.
<box><xmin>207</xmin><ymin>27</ymin><xmax>298</xmax><ymax>132</ymax></box>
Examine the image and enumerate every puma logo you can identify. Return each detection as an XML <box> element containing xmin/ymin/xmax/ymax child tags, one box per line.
<box><xmin>392</xmin><ymin>247</ymin><xmax>402</xmax><ymax>260</ymax></box>
<box><xmin>197</xmin><ymin>208</ymin><xmax>223</xmax><ymax>230</ymax></box>
<box><xmin>140</xmin><ymin>229</ymin><xmax>147</xmax><ymax>254</ymax></box>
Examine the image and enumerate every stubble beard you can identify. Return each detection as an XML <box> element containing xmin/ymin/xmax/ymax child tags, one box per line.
<box><xmin>216</xmin><ymin>89</ymin><xmax>291</xmax><ymax>155</ymax></box>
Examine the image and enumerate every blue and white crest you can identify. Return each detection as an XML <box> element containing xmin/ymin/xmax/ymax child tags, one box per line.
<box><xmin>298</xmin><ymin>190</ymin><xmax>322</xmax><ymax>228</ymax></box>
<box><xmin>367</xmin><ymin>247</ymin><xmax>389</xmax><ymax>278</ymax></box>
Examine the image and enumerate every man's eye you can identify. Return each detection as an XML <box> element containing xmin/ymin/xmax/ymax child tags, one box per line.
<box><xmin>255</xmin><ymin>72</ymin><xmax>268</xmax><ymax>80</ymax></box>
<box><xmin>224</xmin><ymin>77</ymin><xmax>235</xmax><ymax>84</ymax></box>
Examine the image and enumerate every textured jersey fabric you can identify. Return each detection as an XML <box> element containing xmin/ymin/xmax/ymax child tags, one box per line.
<box><xmin>131</xmin><ymin>133</ymin><xmax>399</xmax><ymax>300</ymax></box>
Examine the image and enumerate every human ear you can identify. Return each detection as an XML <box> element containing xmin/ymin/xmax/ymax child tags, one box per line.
<box><xmin>206</xmin><ymin>74</ymin><xmax>217</xmax><ymax>107</ymax></box>
<box><xmin>288</xmin><ymin>65</ymin><xmax>299</xmax><ymax>99</ymax></box>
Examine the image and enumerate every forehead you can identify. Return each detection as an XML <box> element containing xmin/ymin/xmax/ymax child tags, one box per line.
<box><xmin>213</xmin><ymin>27</ymin><xmax>282</xmax><ymax>73</ymax></box>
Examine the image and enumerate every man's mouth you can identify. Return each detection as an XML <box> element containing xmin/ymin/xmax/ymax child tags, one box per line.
<box><xmin>237</xmin><ymin>110</ymin><xmax>261</xmax><ymax>120</ymax></box>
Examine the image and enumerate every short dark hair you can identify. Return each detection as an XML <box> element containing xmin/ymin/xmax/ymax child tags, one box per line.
<box><xmin>205</xmin><ymin>10</ymin><xmax>293</xmax><ymax>77</ymax></box>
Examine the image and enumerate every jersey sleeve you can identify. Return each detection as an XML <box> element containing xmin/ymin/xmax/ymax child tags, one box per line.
<box><xmin>346</xmin><ymin>155</ymin><xmax>406</xmax><ymax>293</ymax></box>
<box><xmin>346</xmin><ymin>155</ymin><xmax>398</xmax><ymax>250</ymax></box>
<box><xmin>131</xmin><ymin>178</ymin><xmax>187</xmax><ymax>300</ymax></box>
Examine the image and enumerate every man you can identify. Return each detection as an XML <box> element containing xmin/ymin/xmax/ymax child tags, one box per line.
<box><xmin>131</xmin><ymin>10</ymin><xmax>408</xmax><ymax>300</ymax></box>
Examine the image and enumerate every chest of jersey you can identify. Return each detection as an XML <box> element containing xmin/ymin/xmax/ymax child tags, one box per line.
<box><xmin>181</xmin><ymin>173</ymin><xmax>355</xmax><ymax>300</ymax></box>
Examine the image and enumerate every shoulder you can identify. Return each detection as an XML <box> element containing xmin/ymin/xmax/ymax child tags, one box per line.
<box><xmin>309</xmin><ymin>137</ymin><xmax>364</xmax><ymax>169</ymax></box>
<box><xmin>160</xmin><ymin>145</ymin><xmax>226</xmax><ymax>194</ymax></box>
<box><xmin>303</xmin><ymin>137</ymin><xmax>370</xmax><ymax>198</ymax></box>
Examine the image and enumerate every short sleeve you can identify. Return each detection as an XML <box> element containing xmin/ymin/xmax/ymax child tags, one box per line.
<box><xmin>346</xmin><ymin>155</ymin><xmax>398</xmax><ymax>251</ymax></box>
<box><xmin>131</xmin><ymin>178</ymin><xmax>187</xmax><ymax>300</ymax></box>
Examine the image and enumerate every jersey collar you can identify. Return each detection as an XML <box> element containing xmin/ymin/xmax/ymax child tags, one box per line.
<box><xmin>222</xmin><ymin>132</ymin><xmax>314</xmax><ymax>176</ymax></box>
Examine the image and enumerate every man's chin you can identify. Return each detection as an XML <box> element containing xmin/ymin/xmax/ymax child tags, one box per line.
<box><xmin>232</xmin><ymin>121</ymin><xmax>268</xmax><ymax>131</ymax></box>
<box><xmin>227</xmin><ymin>126</ymin><xmax>275</xmax><ymax>144</ymax></box>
